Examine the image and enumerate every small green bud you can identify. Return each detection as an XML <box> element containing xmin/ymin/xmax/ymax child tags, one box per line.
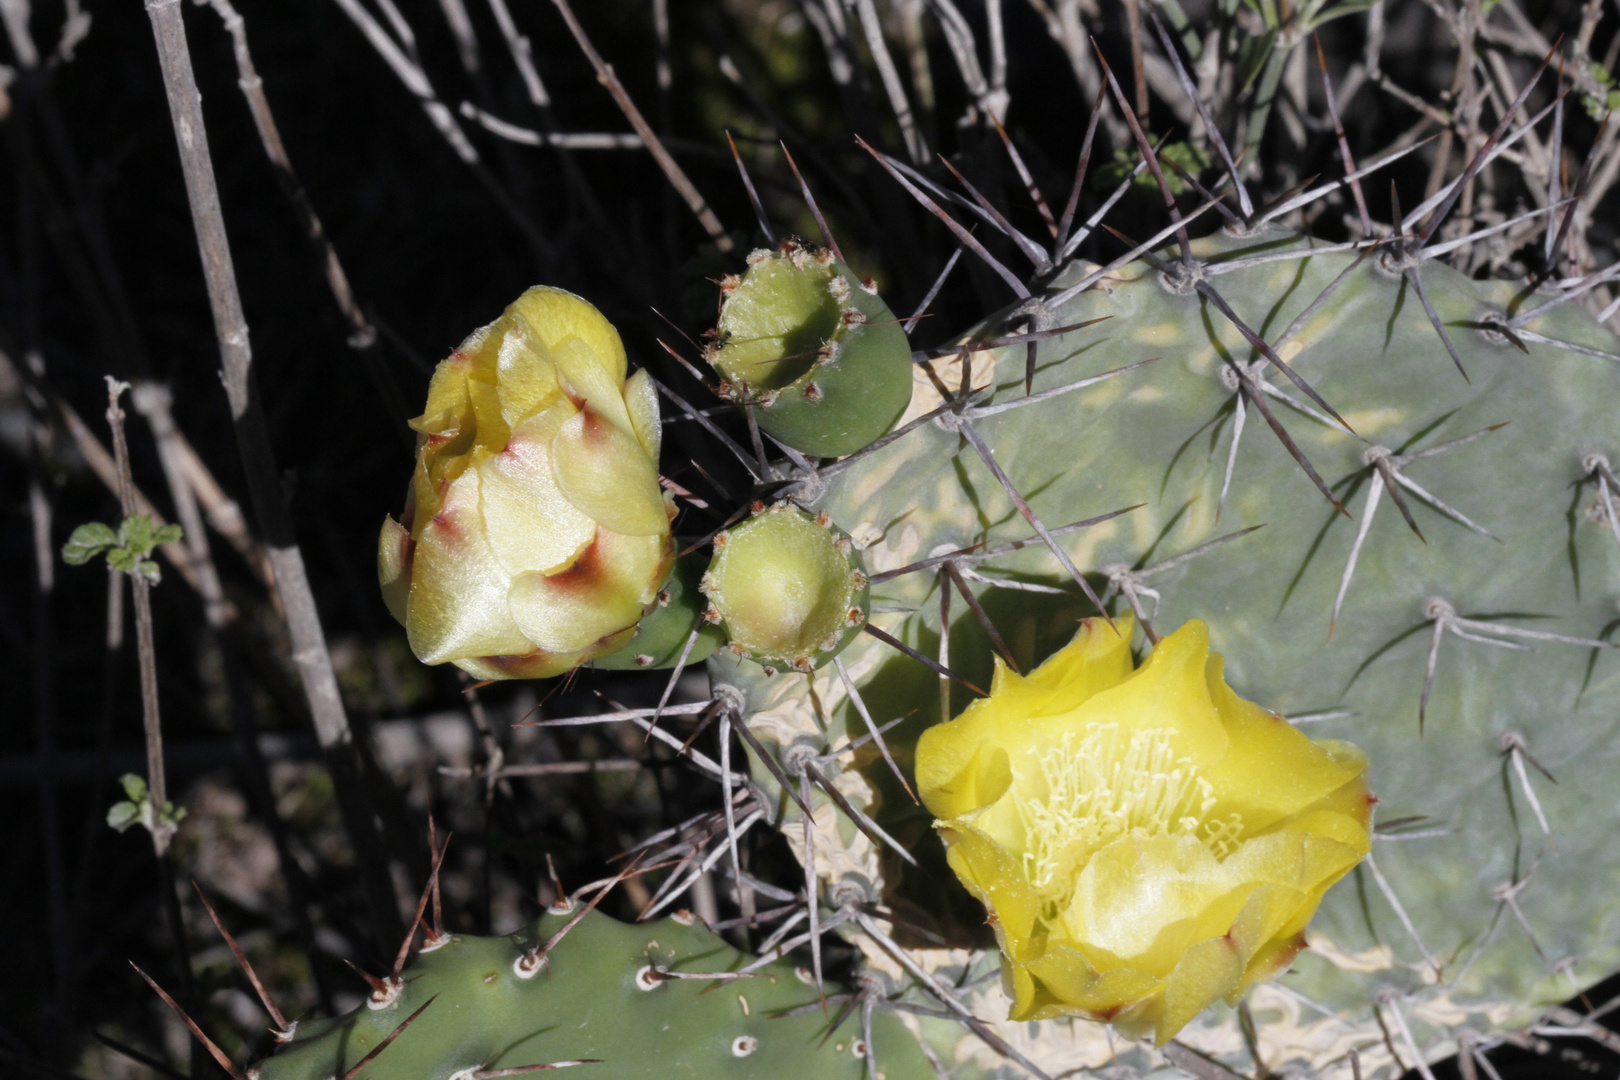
<box><xmin>700</xmin><ymin>503</ymin><xmax>868</xmax><ymax>674</ymax></box>
<box><xmin>707</xmin><ymin>240</ymin><xmax>911</xmax><ymax>458</ymax></box>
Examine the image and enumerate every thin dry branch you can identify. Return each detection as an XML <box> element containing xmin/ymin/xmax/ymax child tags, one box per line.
<box><xmin>143</xmin><ymin>0</ymin><xmax>403</xmax><ymax>945</ymax></box>
<box><xmin>550</xmin><ymin>0</ymin><xmax>732</xmax><ymax>251</ymax></box>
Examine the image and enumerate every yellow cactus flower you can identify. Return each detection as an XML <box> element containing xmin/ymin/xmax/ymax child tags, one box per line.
<box><xmin>378</xmin><ymin>287</ymin><xmax>674</xmax><ymax>680</ymax></box>
<box><xmin>916</xmin><ymin>617</ymin><xmax>1372</xmax><ymax>1045</ymax></box>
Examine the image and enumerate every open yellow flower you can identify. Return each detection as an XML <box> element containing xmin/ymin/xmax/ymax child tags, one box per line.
<box><xmin>378</xmin><ymin>287</ymin><xmax>674</xmax><ymax>680</ymax></box>
<box><xmin>917</xmin><ymin>617</ymin><xmax>1372</xmax><ymax>1045</ymax></box>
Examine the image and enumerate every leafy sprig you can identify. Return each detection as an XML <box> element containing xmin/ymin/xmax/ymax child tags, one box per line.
<box><xmin>62</xmin><ymin>514</ymin><xmax>181</xmax><ymax>584</ymax></box>
<box><xmin>106</xmin><ymin>773</ymin><xmax>185</xmax><ymax>842</ymax></box>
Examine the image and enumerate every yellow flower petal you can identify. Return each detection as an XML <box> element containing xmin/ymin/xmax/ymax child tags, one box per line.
<box><xmin>917</xmin><ymin>616</ymin><xmax>1373</xmax><ymax>1043</ymax></box>
<box><xmin>1060</xmin><ymin>620</ymin><xmax>1230</xmax><ymax>767</ymax></box>
<box><xmin>1022</xmin><ymin>948</ymin><xmax>1161</xmax><ymax>1016</ymax></box>
<box><xmin>508</xmin><ymin>286</ymin><xmax>627</xmax><ymax>386</ymax></box>
<box><xmin>377</xmin><ymin>515</ymin><xmax>412</xmax><ymax>626</ymax></box>
<box><xmin>1064</xmin><ymin>833</ymin><xmax>1236</xmax><ymax>963</ymax></box>
<box><xmin>1200</xmin><ymin>652</ymin><xmax>1364</xmax><ymax>830</ymax></box>
<box><xmin>917</xmin><ymin>617</ymin><xmax>1133</xmax><ymax>820</ymax></box>
<box><xmin>1159</xmin><ymin>934</ymin><xmax>1245</xmax><ymax>1044</ymax></box>
<box><xmin>939</xmin><ymin>823</ymin><xmax>1043</xmax><ymax>961</ymax></box>
<box><xmin>409</xmin><ymin>323</ymin><xmax>495</xmax><ymax>437</ymax></box>
<box><xmin>476</xmin><ymin>408</ymin><xmax>596</xmax><ymax>576</ymax></box>
<box><xmin>493</xmin><ymin>318</ymin><xmax>564</xmax><ymax>430</ymax></box>
<box><xmin>624</xmin><ymin>368</ymin><xmax>662</xmax><ymax>463</ymax></box>
<box><xmin>466</xmin><ymin>369</ymin><xmax>511</xmax><ymax>456</ymax></box>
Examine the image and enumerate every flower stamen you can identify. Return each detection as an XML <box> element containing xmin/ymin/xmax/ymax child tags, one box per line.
<box><xmin>1012</xmin><ymin>725</ymin><xmax>1230</xmax><ymax>918</ymax></box>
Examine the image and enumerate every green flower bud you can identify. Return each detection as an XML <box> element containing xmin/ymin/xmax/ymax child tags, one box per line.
<box><xmin>707</xmin><ymin>240</ymin><xmax>911</xmax><ymax>457</ymax></box>
<box><xmin>700</xmin><ymin>503</ymin><xmax>869</xmax><ymax>674</ymax></box>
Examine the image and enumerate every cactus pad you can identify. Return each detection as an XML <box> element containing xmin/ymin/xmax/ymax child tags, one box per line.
<box><xmin>252</xmin><ymin>908</ymin><xmax>936</xmax><ymax>1080</ymax></box>
<box><xmin>715</xmin><ymin>230</ymin><xmax>1620</xmax><ymax>1077</ymax></box>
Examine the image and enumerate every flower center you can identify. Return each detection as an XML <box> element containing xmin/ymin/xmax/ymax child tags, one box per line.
<box><xmin>1011</xmin><ymin>724</ymin><xmax>1242</xmax><ymax>920</ymax></box>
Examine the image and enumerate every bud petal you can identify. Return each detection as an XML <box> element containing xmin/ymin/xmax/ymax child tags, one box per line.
<box><xmin>405</xmin><ymin>469</ymin><xmax>534</xmax><ymax>664</ymax></box>
<box><xmin>551</xmin><ymin>406</ymin><xmax>671</xmax><ymax>537</ymax></box>
<box><xmin>508</xmin><ymin>528</ymin><xmax>667</xmax><ymax>655</ymax></box>
<box><xmin>377</xmin><ymin>515</ymin><xmax>412</xmax><ymax>625</ymax></box>
<box><xmin>478</xmin><ymin>409</ymin><xmax>596</xmax><ymax>575</ymax></box>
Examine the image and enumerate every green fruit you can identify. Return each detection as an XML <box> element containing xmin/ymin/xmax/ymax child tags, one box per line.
<box><xmin>702</xmin><ymin>502</ymin><xmax>869</xmax><ymax>673</ymax></box>
<box><xmin>708</xmin><ymin>241</ymin><xmax>912</xmax><ymax>458</ymax></box>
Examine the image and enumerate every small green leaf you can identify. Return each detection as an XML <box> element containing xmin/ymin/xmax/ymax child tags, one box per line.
<box><xmin>106</xmin><ymin>548</ymin><xmax>138</xmax><ymax>574</ymax></box>
<box><xmin>137</xmin><ymin>560</ymin><xmax>162</xmax><ymax>585</ymax></box>
<box><xmin>119</xmin><ymin>513</ymin><xmax>155</xmax><ymax>554</ymax></box>
<box><xmin>119</xmin><ymin>773</ymin><xmax>149</xmax><ymax>801</ymax></box>
<box><xmin>160</xmin><ymin>802</ymin><xmax>187</xmax><ymax>828</ymax></box>
<box><xmin>107</xmin><ymin>801</ymin><xmax>140</xmax><ymax>833</ymax></box>
<box><xmin>62</xmin><ymin>522</ymin><xmax>118</xmax><ymax>565</ymax></box>
<box><xmin>152</xmin><ymin>523</ymin><xmax>183</xmax><ymax>546</ymax></box>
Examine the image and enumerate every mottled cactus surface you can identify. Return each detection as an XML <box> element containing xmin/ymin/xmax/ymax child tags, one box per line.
<box><xmin>253</xmin><ymin>908</ymin><xmax>934</xmax><ymax>1080</ymax></box>
<box><xmin>714</xmin><ymin>229</ymin><xmax>1620</xmax><ymax>1076</ymax></box>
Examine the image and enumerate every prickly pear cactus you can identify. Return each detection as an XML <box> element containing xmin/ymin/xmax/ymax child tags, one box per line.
<box><xmin>714</xmin><ymin>229</ymin><xmax>1620</xmax><ymax>1078</ymax></box>
<box><xmin>252</xmin><ymin>907</ymin><xmax>936</xmax><ymax>1080</ymax></box>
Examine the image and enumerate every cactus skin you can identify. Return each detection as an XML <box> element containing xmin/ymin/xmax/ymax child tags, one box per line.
<box><xmin>703</xmin><ymin>502</ymin><xmax>869</xmax><ymax>673</ymax></box>
<box><xmin>709</xmin><ymin>242</ymin><xmax>912</xmax><ymax>457</ymax></box>
<box><xmin>591</xmin><ymin>552</ymin><xmax>725</xmax><ymax>669</ymax></box>
<box><xmin>252</xmin><ymin>908</ymin><xmax>935</xmax><ymax>1080</ymax></box>
<box><xmin>715</xmin><ymin>230</ymin><xmax>1620</xmax><ymax>1076</ymax></box>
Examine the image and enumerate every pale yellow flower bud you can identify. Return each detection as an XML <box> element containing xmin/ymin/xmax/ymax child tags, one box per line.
<box><xmin>378</xmin><ymin>287</ymin><xmax>675</xmax><ymax>679</ymax></box>
<box><xmin>917</xmin><ymin>617</ymin><xmax>1372</xmax><ymax>1044</ymax></box>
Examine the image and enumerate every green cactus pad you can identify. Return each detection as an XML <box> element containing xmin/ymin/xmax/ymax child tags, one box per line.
<box><xmin>591</xmin><ymin>551</ymin><xmax>726</xmax><ymax>669</ymax></box>
<box><xmin>715</xmin><ymin>230</ymin><xmax>1620</xmax><ymax>1077</ymax></box>
<box><xmin>252</xmin><ymin>908</ymin><xmax>935</xmax><ymax>1080</ymax></box>
<box><xmin>702</xmin><ymin>503</ymin><xmax>869</xmax><ymax>673</ymax></box>
<box><xmin>708</xmin><ymin>241</ymin><xmax>912</xmax><ymax>458</ymax></box>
